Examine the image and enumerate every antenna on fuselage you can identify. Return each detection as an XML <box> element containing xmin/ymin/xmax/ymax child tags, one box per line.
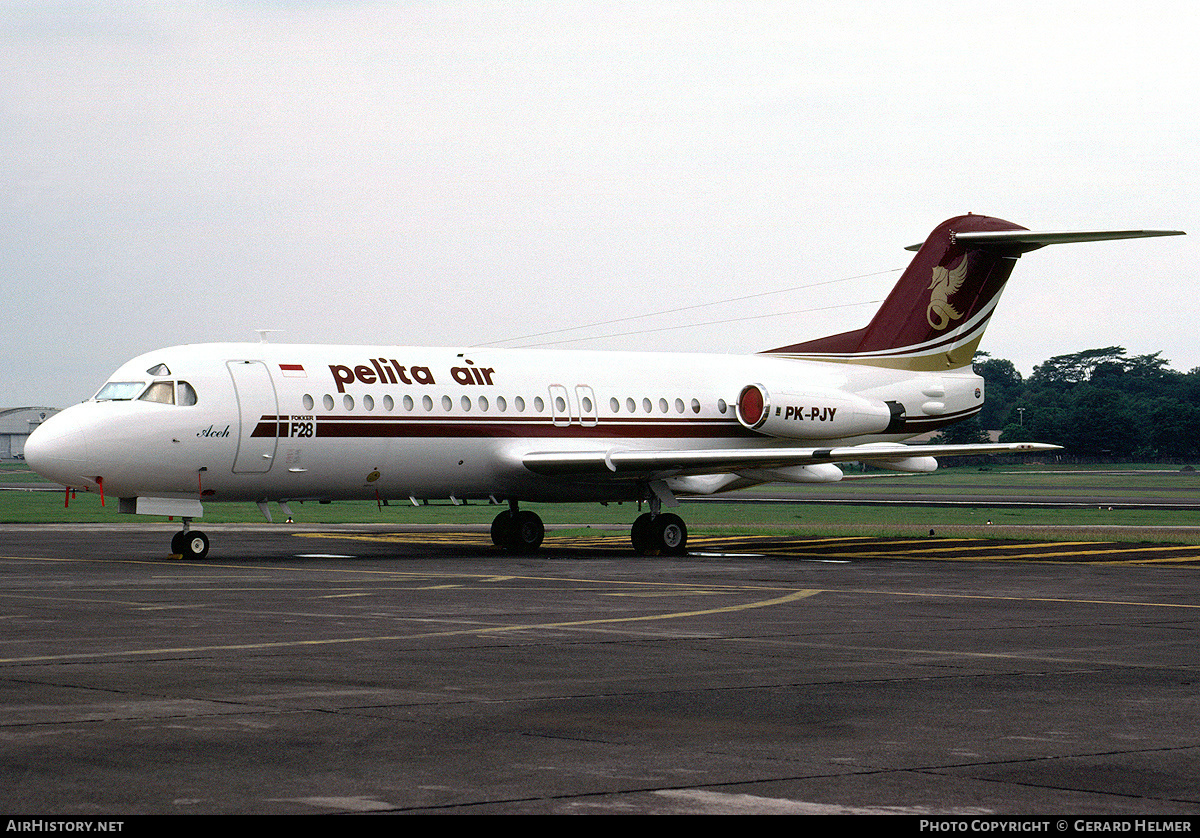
<box><xmin>254</xmin><ymin>329</ymin><xmax>283</xmax><ymax>343</ymax></box>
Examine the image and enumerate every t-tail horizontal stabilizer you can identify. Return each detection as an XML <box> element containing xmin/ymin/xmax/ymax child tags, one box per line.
<box><xmin>905</xmin><ymin>228</ymin><xmax>1185</xmax><ymax>252</ymax></box>
<box><xmin>770</xmin><ymin>215</ymin><xmax>1185</xmax><ymax>371</ymax></box>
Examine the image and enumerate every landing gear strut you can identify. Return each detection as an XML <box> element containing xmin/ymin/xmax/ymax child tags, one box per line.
<box><xmin>491</xmin><ymin>501</ymin><xmax>545</xmax><ymax>554</ymax></box>
<box><xmin>170</xmin><ymin>518</ymin><xmax>210</xmax><ymax>560</ymax></box>
<box><xmin>630</xmin><ymin>485</ymin><xmax>688</xmax><ymax>556</ymax></box>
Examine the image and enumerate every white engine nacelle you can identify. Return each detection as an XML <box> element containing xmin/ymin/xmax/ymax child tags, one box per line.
<box><xmin>736</xmin><ymin>383</ymin><xmax>899</xmax><ymax>440</ymax></box>
<box><xmin>736</xmin><ymin>463</ymin><xmax>845</xmax><ymax>484</ymax></box>
<box><xmin>852</xmin><ymin>442</ymin><xmax>938</xmax><ymax>473</ymax></box>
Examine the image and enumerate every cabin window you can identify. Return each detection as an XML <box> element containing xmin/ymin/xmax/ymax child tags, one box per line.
<box><xmin>514</xmin><ymin>396</ymin><xmax>526</xmax><ymax>412</ymax></box>
<box><xmin>94</xmin><ymin>381</ymin><xmax>145</xmax><ymax>401</ymax></box>
<box><xmin>323</xmin><ymin>394</ymin><xmax>335</xmax><ymax>411</ymax></box>
<box><xmin>690</xmin><ymin>398</ymin><xmax>701</xmax><ymax>414</ymax></box>
<box><xmin>343</xmin><ymin>394</ymin><xmax>354</xmax><ymax>410</ymax></box>
<box><xmin>363</xmin><ymin>394</ymin><xmax>375</xmax><ymax>411</ymax></box>
<box><xmin>302</xmin><ymin>394</ymin><xmax>315</xmax><ymax>411</ymax></box>
<box><xmin>386</xmin><ymin>395</ymin><xmax>397</xmax><ymax>411</ymax></box>
<box><xmin>496</xmin><ymin>396</ymin><xmax>507</xmax><ymax>412</ymax></box>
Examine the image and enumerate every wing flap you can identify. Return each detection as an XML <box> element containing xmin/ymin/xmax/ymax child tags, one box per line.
<box><xmin>523</xmin><ymin>442</ymin><xmax>1060</xmax><ymax>479</ymax></box>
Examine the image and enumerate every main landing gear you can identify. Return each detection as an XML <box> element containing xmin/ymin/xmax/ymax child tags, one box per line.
<box><xmin>630</xmin><ymin>511</ymin><xmax>688</xmax><ymax>556</ymax></box>
<box><xmin>629</xmin><ymin>482</ymin><xmax>688</xmax><ymax>556</ymax></box>
<box><xmin>490</xmin><ymin>501</ymin><xmax>546</xmax><ymax>554</ymax></box>
<box><xmin>491</xmin><ymin>499</ymin><xmax>688</xmax><ymax>556</ymax></box>
<box><xmin>170</xmin><ymin>518</ymin><xmax>210</xmax><ymax>560</ymax></box>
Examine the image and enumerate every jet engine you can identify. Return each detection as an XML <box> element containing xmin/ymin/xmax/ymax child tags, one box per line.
<box><xmin>736</xmin><ymin>383</ymin><xmax>902</xmax><ymax>440</ymax></box>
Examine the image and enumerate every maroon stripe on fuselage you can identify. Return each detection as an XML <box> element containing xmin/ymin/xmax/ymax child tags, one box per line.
<box><xmin>249</xmin><ymin>414</ymin><xmax>755</xmax><ymax>440</ymax></box>
<box><xmin>248</xmin><ymin>410</ymin><xmax>983</xmax><ymax>440</ymax></box>
<box><xmin>315</xmin><ymin>418</ymin><xmax>754</xmax><ymax>439</ymax></box>
<box><xmin>250</xmin><ymin>416</ymin><xmax>290</xmax><ymax>438</ymax></box>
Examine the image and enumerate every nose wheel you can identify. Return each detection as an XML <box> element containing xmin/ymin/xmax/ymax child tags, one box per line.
<box><xmin>170</xmin><ymin>527</ymin><xmax>210</xmax><ymax>560</ymax></box>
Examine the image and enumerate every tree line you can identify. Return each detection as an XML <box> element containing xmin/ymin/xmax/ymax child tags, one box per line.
<box><xmin>933</xmin><ymin>348</ymin><xmax>1200</xmax><ymax>461</ymax></box>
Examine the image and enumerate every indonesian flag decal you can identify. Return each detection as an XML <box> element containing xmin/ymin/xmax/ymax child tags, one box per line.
<box><xmin>279</xmin><ymin>363</ymin><xmax>307</xmax><ymax>378</ymax></box>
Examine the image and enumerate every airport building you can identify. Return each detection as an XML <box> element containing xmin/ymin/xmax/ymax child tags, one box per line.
<box><xmin>0</xmin><ymin>407</ymin><xmax>60</xmax><ymax>460</ymax></box>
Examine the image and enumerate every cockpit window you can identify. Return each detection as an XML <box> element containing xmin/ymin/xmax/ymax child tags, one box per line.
<box><xmin>139</xmin><ymin>382</ymin><xmax>175</xmax><ymax>404</ymax></box>
<box><xmin>95</xmin><ymin>378</ymin><xmax>197</xmax><ymax>405</ymax></box>
<box><xmin>146</xmin><ymin>364</ymin><xmax>171</xmax><ymax>376</ymax></box>
<box><xmin>94</xmin><ymin>381</ymin><xmax>146</xmax><ymax>401</ymax></box>
<box><xmin>133</xmin><ymin>380</ymin><xmax>198</xmax><ymax>406</ymax></box>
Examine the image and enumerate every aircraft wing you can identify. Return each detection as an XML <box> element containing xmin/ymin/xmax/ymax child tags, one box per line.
<box><xmin>522</xmin><ymin>442</ymin><xmax>1060</xmax><ymax>479</ymax></box>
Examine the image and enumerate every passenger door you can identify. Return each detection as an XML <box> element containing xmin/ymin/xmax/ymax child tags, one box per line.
<box><xmin>227</xmin><ymin>360</ymin><xmax>279</xmax><ymax>473</ymax></box>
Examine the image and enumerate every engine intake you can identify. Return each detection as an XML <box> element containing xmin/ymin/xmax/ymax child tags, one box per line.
<box><xmin>736</xmin><ymin>383</ymin><xmax>895</xmax><ymax>440</ymax></box>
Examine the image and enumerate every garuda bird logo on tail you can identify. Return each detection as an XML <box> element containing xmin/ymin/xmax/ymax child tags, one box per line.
<box><xmin>926</xmin><ymin>255</ymin><xmax>969</xmax><ymax>330</ymax></box>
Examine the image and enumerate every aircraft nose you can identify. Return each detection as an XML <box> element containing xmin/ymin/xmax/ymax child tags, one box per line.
<box><xmin>25</xmin><ymin>409</ymin><xmax>92</xmax><ymax>487</ymax></box>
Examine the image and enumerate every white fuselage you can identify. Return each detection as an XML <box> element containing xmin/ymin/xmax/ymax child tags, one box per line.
<box><xmin>27</xmin><ymin>342</ymin><xmax>984</xmax><ymax>506</ymax></box>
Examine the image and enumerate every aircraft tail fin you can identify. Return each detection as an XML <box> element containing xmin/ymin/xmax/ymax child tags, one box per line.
<box><xmin>764</xmin><ymin>215</ymin><xmax>1183</xmax><ymax>371</ymax></box>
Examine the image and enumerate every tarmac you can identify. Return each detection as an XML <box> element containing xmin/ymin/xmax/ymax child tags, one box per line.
<box><xmin>2</xmin><ymin>523</ymin><xmax>1199</xmax><ymax>815</ymax></box>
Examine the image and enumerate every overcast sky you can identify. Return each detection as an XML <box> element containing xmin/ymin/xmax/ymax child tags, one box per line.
<box><xmin>3</xmin><ymin>0</ymin><xmax>1195</xmax><ymax>406</ymax></box>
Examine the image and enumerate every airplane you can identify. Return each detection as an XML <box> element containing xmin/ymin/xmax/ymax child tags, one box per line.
<box><xmin>24</xmin><ymin>214</ymin><xmax>1183</xmax><ymax>559</ymax></box>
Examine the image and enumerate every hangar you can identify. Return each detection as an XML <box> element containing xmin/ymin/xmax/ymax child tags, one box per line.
<box><xmin>0</xmin><ymin>407</ymin><xmax>60</xmax><ymax>460</ymax></box>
